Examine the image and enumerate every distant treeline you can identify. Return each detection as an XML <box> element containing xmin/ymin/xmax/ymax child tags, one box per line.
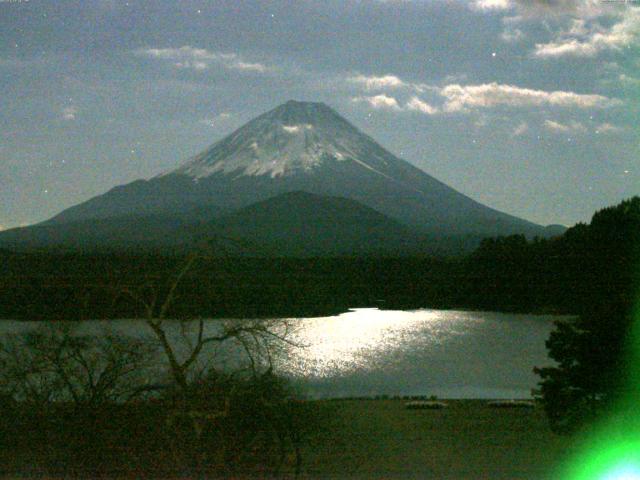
<box><xmin>1</xmin><ymin>197</ymin><xmax>638</xmax><ymax>320</ymax></box>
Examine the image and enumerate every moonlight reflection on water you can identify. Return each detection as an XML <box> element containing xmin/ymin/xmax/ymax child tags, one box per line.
<box><xmin>0</xmin><ymin>309</ymin><xmax>561</xmax><ymax>398</ymax></box>
<box><xmin>279</xmin><ymin>308</ymin><xmax>560</xmax><ymax>398</ymax></box>
<box><xmin>283</xmin><ymin>308</ymin><xmax>471</xmax><ymax>377</ymax></box>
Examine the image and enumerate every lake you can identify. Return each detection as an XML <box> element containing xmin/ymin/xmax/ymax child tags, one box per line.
<box><xmin>0</xmin><ymin>308</ymin><xmax>565</xmax><ymax>399</ymax></box>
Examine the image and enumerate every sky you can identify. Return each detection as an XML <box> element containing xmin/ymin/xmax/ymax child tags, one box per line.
<box><xmin>0</xmin><ymin>0</ymin><xmax>638</xmax><ymax>229</ymax></box>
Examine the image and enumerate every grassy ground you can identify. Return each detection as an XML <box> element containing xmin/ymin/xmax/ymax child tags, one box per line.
<box><xmin>0</xmin><ymin>399</ymin><xmax>580</xmax><ymax>479</ymax></box>
<box><xmin>299</xmin><ymin>399</ymin><xmax>578</xmax><ymax>480</ymax></box>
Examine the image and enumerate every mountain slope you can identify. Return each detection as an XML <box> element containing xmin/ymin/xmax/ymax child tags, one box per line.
<box><xmin>44</xmin><ymin>100</ymin><xmax>554</xmax><ymax>239</ymax></box>
<box><xmin>0</xmin><ymin>213</ymin><xmax>196</xmax><ymax>251</ymax></box>
<box><xmin>0</xmin><ymin>192</ymin><xmax>425</xmax><ymax>256</ymax></box>
<box><xmin>204</xmin><ymin>191</ymin><xmax>423</xmax><ymax>256</ymax></box>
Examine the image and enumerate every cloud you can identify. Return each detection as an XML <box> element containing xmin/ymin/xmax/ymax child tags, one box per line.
<box><xmin>471</xmin><ymin>0</ymin><xmax>512</xmax><ymax>11</ymax></box>
<box><xmin>534</xmin><ymin>10</ymin><xmax>640</xmax><ymax>57</ymax></box>
<box><xmin>351</xmin><ymin>80</ymin><xmax>618</xmax><ymax>117</ymax></box>
<box><xmin>512</xmin><ymin>121</ymin><xmax>528</xmax><ymax>136</ymax></box>
<box><xmin>135</xmin><ymin>46</ymin><xmax>270</xmax><ymax>73</ymax></box>
<box><xmin>406</xmin><ymin>96</ymin><xmax>439</xmax><ymax>115</ymax></box>
<box><xmin>353</xmin><ymin>92</ymin><xmax>439</xmax><ymax>115</ymax></box>
<box><xmin>482</xmin><ymin>1</ymin><xmax>639</xmax><ymax>57</ymax></box>
<box><xmin>233</xmin><ymin>61</ymin><xmax>268</xmax><ymax>72</ymax></box>
<box><xmin>508</xmin><ymin>0</ymin><xmax>616</xmax><ymax>19</ymax></box>
<box><xmin>348</xmin><ymin>74</ymin><xmax>409</xmax><ymax>90</ymax></box>
<box><xmin>440</xmin><ymin>82</ymin><xmax>620</xmax><ymax>112</ymax></box>
<box><xmin>469</xmin><ymin>0</ymin><xmax>606</xmax><ymax>15</ymax></box>
<box><xmin>352</xmin><ymin>94</ymin><xmax>401</xmax><ymax>110</ymax></box>
<box><xmin>543</xmin><ymin>119</ymin><xmax>587</xmax><ymax>133</ymax></box>
<box><xmin>618</xmin><ymin>73</ymin><xmax>640</xmax><ymax>85</ymax></box>
<box><xmin>596</xmin><ymin>122</ymin><xmax>624</xmax><ymax>133</ymax></box>
<box><xmin>345</xmin><ymin>72</ymin><xmax>439</xmax><ymax>95</ymax></box>
<box><xmin>139</xmin><ymin>46</ymin><xmax>214</xmax><ymax>61</ymax></box>
<box><xmin>61</xmin><ymin>106</ymin><xmax>77</xmax><ymax>121</ymax></box>
<box><xmin>501</xmin><ymin>26</ymin><xmax>525</xmax><ymax>42</ymax></box>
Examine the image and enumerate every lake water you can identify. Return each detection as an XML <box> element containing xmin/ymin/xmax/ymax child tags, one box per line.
<box><xmin>0</xmin><ymin>309</ymin><xmax>565</xmax><ymax>399</ymax></box>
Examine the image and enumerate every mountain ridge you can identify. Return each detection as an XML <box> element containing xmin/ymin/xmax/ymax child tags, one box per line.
<box><xmin>0</xmin><ymin>191</ymin><xmax>427</xmax><ymax>256</ymax></box>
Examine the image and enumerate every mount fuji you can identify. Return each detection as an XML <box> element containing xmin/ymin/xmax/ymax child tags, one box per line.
<box><xmin>1</xmin><ymin>100</ymin><xmax>563</xmax><ymax>253</ymax></box>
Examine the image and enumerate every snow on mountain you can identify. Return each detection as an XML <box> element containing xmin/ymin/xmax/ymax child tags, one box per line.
<box><xmin>171</xmin><ymin>100</ymin><xmax>394</xmax><ymax>180</ymax></box>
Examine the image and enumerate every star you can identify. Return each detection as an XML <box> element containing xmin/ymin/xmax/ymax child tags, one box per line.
<box><xmin>491</xmin><ymin>52</ymin><xmax>496</xmax><ymax>57</ymax></box>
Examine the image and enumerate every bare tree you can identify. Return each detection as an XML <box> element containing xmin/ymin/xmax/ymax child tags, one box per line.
<box><xmin>0</xmin><ymin>322</ymin><xmax>155</xmax><ymax>407</ymax></box>
<box><xmin>119</xmin><ymin>252</ymin><xmax>296</xmax><ymax>393</ymax></box>
<box><xmin>117</xmin><ymin>250</ymin><xmax>301</xmax><ymax>475</ymax></box>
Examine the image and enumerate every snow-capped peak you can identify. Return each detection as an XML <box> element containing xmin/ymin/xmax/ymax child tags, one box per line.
<box><xmin>172</xmin><ymin>100</ymin><xmax>394</xmax><ymax>179</ymax></box>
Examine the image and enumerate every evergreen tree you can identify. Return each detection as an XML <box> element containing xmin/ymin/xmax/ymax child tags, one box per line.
<box><xmin>535</xmin><ymin>197</ymin><xmax>640</xmax><ymax>433</ymax></box>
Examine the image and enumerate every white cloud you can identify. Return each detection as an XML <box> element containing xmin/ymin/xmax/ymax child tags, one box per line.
<box><xmin>501</xmin><ymin>26</ymin><xmax>525</xmax><ymax>42</ymax></box>
<box><xmin>619</xmin><ymin>73</ymin><xmax>640</xmax><ymax>85</ymax></box>
<box><xmin>534</xmin><ymin>7</ymin><xmax>640</xmax><ymax>57</ymax></box>
<box><xmin>233</xmin><ymin>61</ymin><xmax>268</xmax><ymax>72</ymax></box>
<box><xmin>512</xmin><ymin>121</ymin><xmax>528</xmax><ymax>136</ymax></box>
<box><xmin>352</xmin><ymin>94</ymin><xmax>401</xmax><ymax>110</ymax></box>
<box><xmin>543</xmin><ymin>119</ymin><xmax>587</xmax><ymax>133</ymax></box>
<box><xmin>471</xmin><ymin>0</ymin><xmax>512</xmax><ymax>11</ymax></box>
<box><xmin>486</xmin><ymin>1</ymin><xmax>639</xmax><ymax>58</ymax></box>
<box><xmin>140</xmin><ymin>46</ymin><xmax>215</xmax><ymax>62</ymax></box>
<box><xmin>348</xmin><ymin>74</ymin><xmax>408</xmax><ymax>90</ymax></box>
<box><xmin>61</xmin><ymin>106</ymin><xmax>77</xmax><ymax>121</ymax></box>
<box><xmin>509</xmin><ymin>0</ymin><xmax>615</xmax><ymax>19</ymax></box>
<box><xmin>567</xmin><ymin>18</ymin><xmax>589</xmax><ymax>36</ymax></box>
<box><xmin>440</xmin><ymin>82</ymin><xmax>619</xmax><ymax>112</ymax></box>
<box><xmin>596</xmin><ymin>122</ymin><xmax>624</xmax><ymax>133</ymax></box>
<box><xmin>534</xmin><ymin>39</ymin><xmax>597</xmax><ymax>57</ymax></box>
<box><xmin>352</xmin><ymin>81</ymin><xmax>618</xmax><ymax>116</ymax></box>
<box><xmin>135</xmin><ymin>46</ymin><xmax>270</xmax><ymax>73</ymax></box>
<box><xmin>406</xmin><ymin>96</ymin><xmax>439</xmax><ymax>115</ymax></box>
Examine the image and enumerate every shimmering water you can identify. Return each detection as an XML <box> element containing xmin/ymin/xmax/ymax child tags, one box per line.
<box><xmin>282</xmin><ymin>308</ymin><xmax>560</xmax><ymax>398</ymax></box>
<box><xmin>0</xmin><ymin>309</ymin><xmax>563</xmax><ymax>399</ymax></box>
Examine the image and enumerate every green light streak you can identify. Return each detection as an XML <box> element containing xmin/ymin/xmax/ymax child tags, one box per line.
<box><xmin>565</xmin><ymin>438</ymin><xmax>640</xmax><ymax>480</ymax></box>
<box><xmin>562</xmin><ymin>287</ymin><xmax>640</xmax><ymax>479</ymax></box>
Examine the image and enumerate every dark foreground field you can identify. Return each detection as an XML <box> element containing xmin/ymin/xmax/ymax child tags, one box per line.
<box><xmin>0</xmin><ymin>399</ymin><xmax>578</xmax><ymax>479</ymax></box>
<box><xmin>300</xmin><ymin>399</ymin><xmax>576</xmax><ymax>480</ymax></box>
